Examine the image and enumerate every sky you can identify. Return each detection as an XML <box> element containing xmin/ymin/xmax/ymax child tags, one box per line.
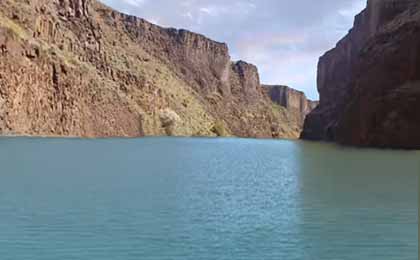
<box><xmin>100</xmin><ymin>0</ymin><xmax>366</xmax><ymax>100</ymax></box>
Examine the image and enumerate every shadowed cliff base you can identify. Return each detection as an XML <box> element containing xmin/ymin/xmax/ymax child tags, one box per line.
<box><xmin>0</xmin><ymin>0</ymin><xmax>316</xmax><ymax>139</ymax></box>
<box><xmin>301</xmin><ymin>0</ymin><xmax>420</xmax><ymax>149</ymax></box>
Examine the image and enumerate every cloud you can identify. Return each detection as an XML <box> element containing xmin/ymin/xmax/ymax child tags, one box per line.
<box><xmin>120</xmin><ymin>0</ymin><xmax>145</xmax><ymax>7</ymax></box>
<box><xmin>99</xmin><ymin>0</ymin><xmax>366</xmax><ymax>100</ymax></box>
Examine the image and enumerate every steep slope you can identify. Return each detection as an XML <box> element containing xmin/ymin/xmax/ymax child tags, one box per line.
<box><xmin>0</xmin><ymin>0</ymin><xmax>311</xmax><ymax>138</ymax></box>
<box><xmin>301</xmin><ymin>0</ymin><xmax>420</xmax><ymax>149</ymax></box>
<box><xmin>263</xmin><ymin>85</ymin><xmax>318</xmax><ymax>127</ymax></box>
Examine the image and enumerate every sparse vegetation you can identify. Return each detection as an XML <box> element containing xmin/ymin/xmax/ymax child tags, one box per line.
<box><xmin>211</xmin><ymin>120</ymin><xmax>227</xmax><ymax>137</ymax></box>
<box><xmin>0</xmin><ymin>16</ymin><xmax>27</xmax><ymax>40</ymax></box>
<box><xmin>0</xmin><ymin>0</ymin><xmax>306</xmax><ymax>139</ymax></box>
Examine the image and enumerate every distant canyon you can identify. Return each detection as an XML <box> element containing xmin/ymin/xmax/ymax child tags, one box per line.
<box><xmin>0</xmin><ymin>0</ymin><xmax>418</xmax><ymax>149</ymax></box>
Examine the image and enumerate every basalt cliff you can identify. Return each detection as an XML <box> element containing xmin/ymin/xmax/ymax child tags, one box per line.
<box><xmin>0</xmin><ymin>0</ymin><xmax>315</xmax><ymax>139</ymax></box>
<box><xmin>264</xmin><ymin>85</ymin><xmax>318</xmax><ymax>127</ymax></box>
<box><xmin>301</xmin><ymin>0</ymin><xmax>420</xmax><ymax>149</ymax></box>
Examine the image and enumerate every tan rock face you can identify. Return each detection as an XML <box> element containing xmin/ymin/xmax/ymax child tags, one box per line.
<box><xmin>302</xmin><ymin>0</ymin><xmax>420</xmax><ymax>149</ymax></box>
<box><xmin>55</xmin><ymin>0</ymin><xmax>90</xmax><ymax>17</ymax></box>
<box><xmin>264</xmin><ymin>85</ymin><xmax>318</xmax><ymax>126</ymax></box>
<box><xmin>0</xmin><ymin>0</ymin><xmax>308</xmax><ymax>139</ymax></box>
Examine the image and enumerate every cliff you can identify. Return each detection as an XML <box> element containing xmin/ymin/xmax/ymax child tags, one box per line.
<box><xmin>263</xmin><ymin>85</ymin><xmax>318</xmax><ymax>126</ymax></box>
<box><xmin>301</xmin><ymin>0</ymin><xmax>420</xmax><ymax>149</ymax></box>
<box><xmin>0</xmin><ymin>0</ymin><xmax>313</xmax><ymax>139</ymax></box>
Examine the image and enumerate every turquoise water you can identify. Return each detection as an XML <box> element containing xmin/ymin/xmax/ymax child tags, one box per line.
<box><xmin>0</xmin><ymin>137</ymin><xmax>418</xmax><ymax>259</ymax></box>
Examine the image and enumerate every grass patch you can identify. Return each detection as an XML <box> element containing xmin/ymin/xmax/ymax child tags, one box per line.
<box><xmin>211</xmin><ymin>120</ymin><xmax>227</xmax><ymax>137</ymax></box>
<box><xmin>270</xmin><ymin>103</ymin><xmax>288</xmax><ymax>117</ymax></box>
<box><xmin>0</xmin><ymin>16</ymin><xmax>27</xmax><ymax>40</ymax></box>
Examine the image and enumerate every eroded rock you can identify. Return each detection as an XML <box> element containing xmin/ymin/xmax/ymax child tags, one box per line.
<box><xmin>0</xmin><ymin>0</ymin><xmax>313</xmax><ymax>139</ymax></box>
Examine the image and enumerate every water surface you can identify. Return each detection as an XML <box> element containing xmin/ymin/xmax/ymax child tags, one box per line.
<box><xmin>0</xmin><ymin>137</ymin><xmax>418</xmax><ymax>259</ymax></box>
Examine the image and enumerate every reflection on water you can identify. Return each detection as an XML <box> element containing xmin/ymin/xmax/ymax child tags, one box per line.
<box><xmin>0</xmin><ymin>137</ymin><xmax>417</xmax><ymax>260</ymax></box>
<box><xmin>296</xmin><ymin>141</ymin><xmax>418</xmax><ymax>259</ymax></box>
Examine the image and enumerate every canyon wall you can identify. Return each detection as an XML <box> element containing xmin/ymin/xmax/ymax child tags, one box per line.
<box><xmin>264</xmin><ymin>85</ymin><xmax>318</xmax><ymax>126</ymax></box>
<box><xmin>301</xmin><ymin>0</ymin><xmax>420</xmax><ymax>149</ymax></box>
<box><xmin>0</xmin><ymin>0</ymin><xmax>312</xmax><ymax>139</ymax></box>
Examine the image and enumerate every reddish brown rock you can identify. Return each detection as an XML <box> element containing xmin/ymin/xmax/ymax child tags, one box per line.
<box><xmin>58</xmin><ymin>0</ymin><xmax>90</xmax><ymax>18</ymax></box>
<box><xmin>302</xmin><ymin>0</ymin><xmax>420</xmax><ymax>149</ymax></box>
<box><xmin>0</xmin><ymin>0</ymin><xmax>309</xmax><ymax>139</ymax></box>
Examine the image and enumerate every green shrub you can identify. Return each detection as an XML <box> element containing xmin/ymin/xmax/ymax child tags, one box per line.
<box><xmin>211</xmin><ymin>120</ymin><xmax>227</xmax><ymax>137</ymax></box>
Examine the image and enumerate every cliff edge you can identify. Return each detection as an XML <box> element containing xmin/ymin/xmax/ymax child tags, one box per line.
<box><xmin>263</xmin><ymin>85</ymin><xmax>318</xmax><ymax>127</ymax></box>
<box><xmin>0</xmin><ymin>0</ymin><xmax>315</xmax><ymax>139</ymax></box>
<box><xmin>301</xmin><ymin>0</ymin><xmax>420</xmax><ymax>149</ymax></box>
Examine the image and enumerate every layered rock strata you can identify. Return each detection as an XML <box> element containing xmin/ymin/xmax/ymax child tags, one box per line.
<box><xmin>264</xmin><ymin>85</ymin><xmax>318</xmax><ymax>126</ymax></box>
<box><xmin>0</xmin><ymin>0</ymin><xmax>315</xmax><ymax>138</ymax></box>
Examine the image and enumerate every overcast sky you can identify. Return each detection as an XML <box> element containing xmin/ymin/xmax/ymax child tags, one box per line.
<box><xmin>100</xmin><ymin>0</ymin><xmax>366</xmax><ymax>100</ymax></box>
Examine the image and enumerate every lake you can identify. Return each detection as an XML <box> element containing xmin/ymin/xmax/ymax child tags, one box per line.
<box><xmin>0</xmin><ymin>137</ymin><xmax>418</xmax><ymax>259</ymax></box>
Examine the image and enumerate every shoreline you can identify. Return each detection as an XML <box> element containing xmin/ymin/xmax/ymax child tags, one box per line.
<box><xmin>1</xmin><ymin>134</ymin><xmax>418</xmax><ymax>152</ymax></box>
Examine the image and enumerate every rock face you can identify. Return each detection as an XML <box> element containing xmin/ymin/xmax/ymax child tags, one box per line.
<box><xmin>0</xmin><ymin>0</ymin><xmax>311</xmax><ymax>138</ymax></box>
<box><xmin>301</xmin><ymin>0</ymin><xmax>420</xmax><ymax>149</ymax></box>
<box><xmin>58</xmin><ymin>0</ymin><xmax>90</xmax><ymax>17</ymax></box>
<box><xmin>264</xmin><ymin>85</ymin><xmax>318</xmax><ymax>126</ymax></box>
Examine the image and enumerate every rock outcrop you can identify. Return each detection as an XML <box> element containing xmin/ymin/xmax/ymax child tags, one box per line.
<box><xmin>0</xmin><ymin>0</ymin><xmax>312</xmax><ymax>139</ymax></box>
<box><xmin>301</xmin><ymin>0</ymin><xmax>420</xmax><ymax>149</ymax></box>
<box><xmin>58</xmin><ymin>0</ymin><xmax>90</xmax><ymax>18</ymax></box>
<box><xmin>264</xmin><ymin>85</ymin><xmax>318</xmax><ymax>126</ymax></box>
